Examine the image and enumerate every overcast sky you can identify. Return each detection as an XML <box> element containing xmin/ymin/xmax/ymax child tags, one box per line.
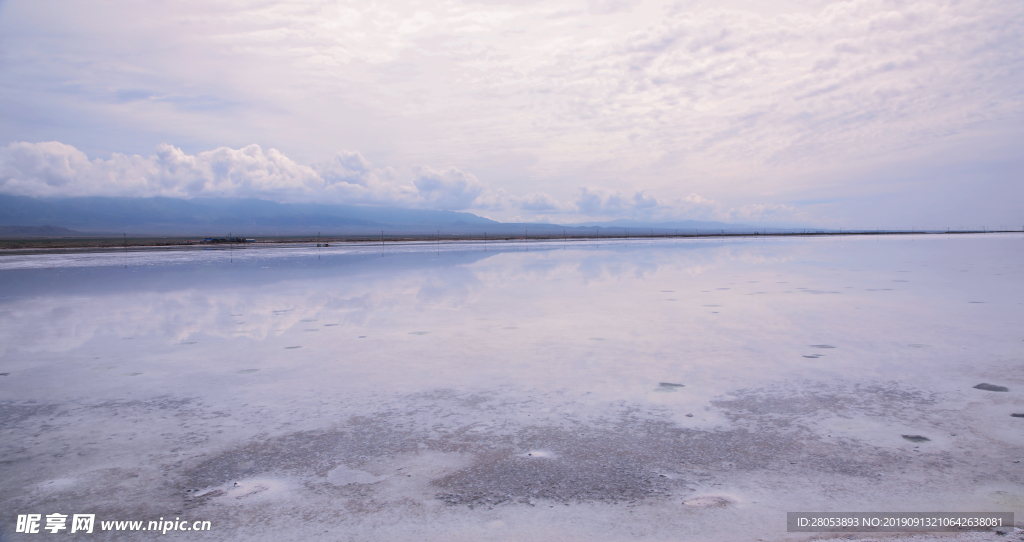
<box><xmin>0</xmin><ymin>0</ymin><xmax>1021</xmax><ymax>227</ymax></box>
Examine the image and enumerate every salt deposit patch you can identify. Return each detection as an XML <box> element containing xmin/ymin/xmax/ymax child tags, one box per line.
<box><xmin>219</xmin><ymin>477</ymin><xmax>294</xmax><ymax>503</ymax></box>
<box><xmin>37</xmin><ymin>478</ymin><xmax>77</xmax><ymax>491</ymax></box>
<box><xmin>326</xmin><ymin>465</ymin><xmax>388</xmax><ymax>486</ymax></box>
<box><xmin>520</xmin><ymin>450</ymin><xmax>557</xmax><ymax>459</ymax></box>
<box><xmin>682</xmin><ymin>495</ymin><xmax>735</xmax><ymax>508</ymax></box>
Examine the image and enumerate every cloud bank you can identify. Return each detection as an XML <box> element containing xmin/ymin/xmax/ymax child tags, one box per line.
<box><xmin>0</xmin><ymin>141</ymin><xmax>458</xmax><ymax>209</ymax></box>
<box><xmin>0</xmin><ymin>141</ymin><xmax>811</xmax><ymax>224</ymax></box>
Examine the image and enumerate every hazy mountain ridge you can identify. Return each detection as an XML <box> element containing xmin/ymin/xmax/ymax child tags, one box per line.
<box><xmin>0</xmin><ymin>225</ymin><xmax>82</xmax><ymax>237</ymax></box>
<box><xmin>0</xmin><ymin>195</ymin><xmax>767</xmax><ymax>236</ymax></box>
<box><xmin>0</xmin><ymin>195</ymin><xmax>498</xmax><ymax>235</ymax></box>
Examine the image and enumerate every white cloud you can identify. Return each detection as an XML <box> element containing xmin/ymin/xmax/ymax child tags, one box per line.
<box><xmin>507</xmin><ymin>186</ymin><xmax>809</xmax><ymax>224</ymax></box>
<box><xmin>314</xmin><ymin>151</ymin><xmax>374</xmax><ymax>187</ymax></box>
<box><xmin>412</xmin><ymin>166</ymin><xmax>485</xmax><ymax>210</ymax></box>
<box><xmin>0</xmin><ymin>142</ymin><xmax>489</xmax><ymax>210</ymax></box>
<box><xmin>571</xmin><ymin>187</ymin><xmax>716</xmax><ymax>220</ymax></box>
<box><xmin>0</xmin><ymin>141</ymin><xmax>323</xmax><ymax>200</ymax></box>
<box><xmin>575</xmin><ymin>187</ymin><xmax>631</xmax><ymax>215</ymax></box>
<box><xmin>727</xmin><ymin>203</ymin><xmax>813</xmax><ymax>224</ymax></box>
<box><xmin>513</xmin><ymin>192</ymin><xmax>576</xmax><ymax>213</ymax></box>
<box><xmin>0</xmin><ymin>141</ymin><xmax>817</xmax><ymax>224</ymax></box>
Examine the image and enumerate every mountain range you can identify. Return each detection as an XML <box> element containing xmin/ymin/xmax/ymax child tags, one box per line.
<box><xmin>0</xmin><ymin>195</ymin><xmax>757</xmax><ymax>236</ymax></box>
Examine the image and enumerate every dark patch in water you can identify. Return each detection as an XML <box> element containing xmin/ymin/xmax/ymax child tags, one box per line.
<box><xmin>810</xmin><ymin>345</ymin><xmax>836</xmax><ymax>349</ymax></box>
<box><xmin>285</xmin><ymin>346</ymin><xmax>303</xmax><ymax>349</ymax></box>
<box><xmin>433</xmin><ymin>423</ymin><xmax>800</xmax><ymax>506</ymax></box>
<box><xmin>181</xmin><ymin>404</ymin><xmax>811</xmax><ymax>509</ymax></box>
<box><xmin>713</xmin><ymin>384</ymin><xmax>935</xmax><ymax>420</ymax></box>
<box><xmin>659</xmin><ymin>383</ymin><xmax>685</xmax><ymax>388</ymax></box>
<box><xmin>182</xmin><ymin>418</ymin><xmax>420</xmax><ymax>494</ymax></box>
<box><xmin>803</xmin><ymin>355</ymin><xmax>823</xmax><ymax>359</ymax></box>
<box><xmin>1011</xmin><ymin>413</ymin><xmax>1024</xmax><ymax>418</ymax></box>
<box><xmin>968</xmin><ymin>301</ymin><xmax>986</xmax><ymax>304</ymax></box>
<box><xmin>902</xmin><ymin>435</ymin><xmax>930</xmax><ymax>443</ymax></box>
<box><xmin>974</xmin><ymin>383</ymin><xmax>1009</xmax><ymax>392</ymax></box>
<box><xmin>0</xmin><ymin>402</ymin><xmax>58</xmax><ymax>426</ymax></box>
<box><xmin>435</xmin><ymin>441</ymin><xmax>668</xmax><ymax>506</ymax></box>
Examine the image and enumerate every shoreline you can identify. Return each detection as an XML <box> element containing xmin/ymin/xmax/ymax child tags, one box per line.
<box><xmin>0</xmin><ymin>229</ymin><xmax>1017</xmax><ymax>252</ymax></box>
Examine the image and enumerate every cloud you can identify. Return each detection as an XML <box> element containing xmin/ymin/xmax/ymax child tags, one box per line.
<box><xmin>412</xmin><ymin>166</ymin><xmax>485</xmax><ymax>210</ymax></box>
<box><xmin>0</xmin><ymin>140</ymin><xmax>816</xmax><ymax>224</ymax></box>
<box><xmin>0</xmin><ymin>0</ymin><xmax>1021</xmax><ymax>227</ymax></box>
<box><xmin>0</xmin><ymin>141</ymin><xmax>324</xmax><ymax>200</ymax></box>
<box><xmin>513</xmin><ymin>192</ymin><xmax>576</xmax><ymax>212</ymax></box>
<box><xmin>0</xmin><ymin>141</ymin><xmax>486</xmax><ymax>210</ymax></box>
<box><xmin>510</xmin><ymin>187</ymin><xmax>810</xmax><ymax>224</ymax></box>
<box><xmin>727</xmin><ymin>203</ymin><xmax>813</xmax><ymax>224</ymax></box>
<box><xmin>587</xmin><ymin>0</ymin><xmax>642</xmax><ymax>15</ymax></box>
<box><xmin>572</xmin><ymin>187</ymin><xmax>694</xmax><ymax>218</ymax></box>
<box><xmin>575</xmin><ymin>187</ymin><xmax>631</xmax><ymax>215</ymax></box>
<box><xmin>314</xmin><ymin>151</ymin><xmax>374</xmax><ymax>187</ymax></box>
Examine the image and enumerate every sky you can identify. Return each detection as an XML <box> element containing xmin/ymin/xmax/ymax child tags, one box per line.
<box><xmin>0</xmin><ymin>0</ymin><xmax>1021</xmax><ymax>228</ymax></box>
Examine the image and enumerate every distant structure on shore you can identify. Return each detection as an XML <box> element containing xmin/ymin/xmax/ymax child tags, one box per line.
<box><xmin>201</xmin><ymin>237</ymin><xmax>253</xmax><ymax>244</ymax></box>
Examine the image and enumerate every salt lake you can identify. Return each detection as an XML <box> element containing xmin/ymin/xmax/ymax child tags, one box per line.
<box><xmin>1</xmin><ymin>233</ymin><xmax>1022</xmax><ymax>541</ymax></box>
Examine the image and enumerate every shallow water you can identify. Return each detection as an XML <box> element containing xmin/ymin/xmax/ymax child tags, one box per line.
<box><xmin>1</xmin><ymin>234</ymin><xmax>1022</xmax><ymax>541</ymax></box>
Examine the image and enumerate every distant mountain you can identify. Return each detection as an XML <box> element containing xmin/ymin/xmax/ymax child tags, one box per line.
<box><xmin>0</xmin><ymin>225</ymin><xmax>82</xmax><ymax>237</ymax></box>
<box><xmin>0</xmin><ymin>195</ymin><xmax>499</xmax><ymax>235</ymax></box>
<box><xmin>0</xmin><ymin>195</ymin><xmax>774</xmax><ymax>237</ymax></box>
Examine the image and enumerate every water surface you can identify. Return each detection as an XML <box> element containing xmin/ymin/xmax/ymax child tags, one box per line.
<box><xmin>1</xmin><ymin>234</ymin><xmax>1022</xmax><ymax>540</ymax></box>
